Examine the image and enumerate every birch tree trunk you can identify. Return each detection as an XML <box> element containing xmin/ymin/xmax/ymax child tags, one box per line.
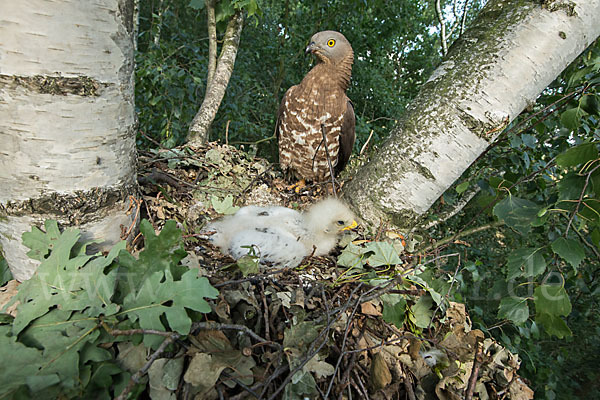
<box><xmin>0</xmin><ymin>0</ymin><xmax>138</xmax><ymax>281</ymax></box>
<box><xmin>343</xmin><ymin>0</ymin><xmax>600</xmax><ymax>229</ymax></box>
<box><xmin>188</xmin><ymin>11</ymin><xmax>244</xmax><ymax>145</ymax></box>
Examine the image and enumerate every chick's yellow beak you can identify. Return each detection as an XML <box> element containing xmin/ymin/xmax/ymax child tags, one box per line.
<box><xmin>341</xmin><ymin>220</ymin><xmax>358</xmax><ymax>231</ymax></box>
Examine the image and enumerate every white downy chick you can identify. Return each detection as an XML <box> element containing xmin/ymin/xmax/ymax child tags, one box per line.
<box><xmin>203</xmin><ymin>198</ymin><xmax>357</xmax><ymax>268</ymax></box>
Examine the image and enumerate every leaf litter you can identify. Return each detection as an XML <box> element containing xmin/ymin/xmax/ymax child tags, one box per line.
<box><xmin>0</xmin><ymin>142</ymin><xmax>533</xmax><ymax>399</ymax></box>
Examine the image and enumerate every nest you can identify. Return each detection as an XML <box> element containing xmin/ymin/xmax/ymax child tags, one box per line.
<box><xmin>129</xmin><ymin>143</ymin><xmax>534</xmax><ymax>399</ymax></box>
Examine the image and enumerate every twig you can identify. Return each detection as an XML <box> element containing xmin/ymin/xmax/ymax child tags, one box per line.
<box><xmin>465</xmin><ymin>336</ymin><xmax>484</xmax><ymax>400</ymax></box>
<box><xmin>212</xmin><ymin>268</ymin><xmax>288</xmax><ymax>288</ymax></box>
<box><xmin>565</xmin><ymin>163</ymin><xmax>600</xmax><ymax>235</ymax></box>
<box><xmin>324</xmin><ymin>284</ymin><xmax>364</xmax><ymax>399</ymax></box>
<box><xmin>421</xmin><ymin>221</ymin><xmax>504</xmax><ymax>252</ymax></box>
<box><xmin>115</xmin><ymin>332</ymin><xmax>179</xmax><ymax>400</ymax></box>
<box><xmin>359</xmin><ymin>129</ymin><xmax>374</xmax><ymax>155</ymax></box>
<box><xmin>265</xmin><ymin>284</ymin><xmax>365</xmax><ymax>400</ymax></box>
<box><xmin>102</xmin><ymin>322</ymin><xmax>174</xmax><ymax>338</ymax></box>
<box><xmin>225</xmin><ymin>119</ymin><xmax>231</xmax><ymax>145</ymax></box>
<box><xmin>570</xmin><ymin>217</ymin><xmax>600</xmax><ymax>260</ymax></box>
<box><xmin>404</xmin><ymin>367</ymin><xmax>417</xmax><ymax>400</ymax></box>
<box><xmin>419</xmin><ymin>185</ymin><xmax>481</xmax><ymax>231</ymax></box>
<box><xmin>260</xmin><ymin>281</ymin><xmax>271</xmax><ymax>342</ymax></box>
<box><xmin>121</xmin><ymin>195</ymin><xmax>141</xmax><ymax>240</ymax></box>
<box><xmin>427</xmin><ymin>253</ymin><xmax>461</xmax><ymax>331</ymax></box>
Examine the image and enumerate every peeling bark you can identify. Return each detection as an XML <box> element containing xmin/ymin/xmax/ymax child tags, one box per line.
<box><xmin>343</xmin><ymin>0</ymin><xmax>600</xmax><ymax>230</ymax></box>
<box><xmin>188</xmin><ymin>11</ymin><xmax>244</xmax><ymax>145</ymax></box>
<box><xmin>0</xmin><ymin>0</ymin><xmax>138</xmax><ymax>281</ymax></box>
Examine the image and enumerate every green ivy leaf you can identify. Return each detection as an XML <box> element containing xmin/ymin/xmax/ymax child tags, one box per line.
<box><xmin>365</xmin><ymin>242</ymin><xmax>401</xmax><ymax>267</ymax></box>
<box><xmin>211</xmin><ymin>194</ymin><xmax>240</xmax><ymax>215</ymax></box>
<box><xmin>534</xmin><ymin>285</ymin><xmax>571</xmax><ymax>317</ymax></box>
<box><xmin>411</xmin><ymin>295</ymin><xmax>433</xmax><ymax>328</ymax></box>
<box><xmin>493</xmin><ymin>195</ymin><xmax>539</xmax><ymax>235</ymax></box>
<box><xmin>556</xmin><ymin>143</ymin><xmax>598</xmax><ymax>168</ymax></box>
<box><xmin>381</xmin><ymin>294</ymin><xmax>406</xmax><ymax>329</ymax></box>
<box><xmin>337</xmin><ymin>243</ymin><xmax>367</xmax><ymax>268</ymax></box>
<box><xmin>236</xmin><ymin>254</ymin><xmax>260</xmax><ymax>276</ymax></box>
<box><xmin>551</xmin><ymin>237</ymin><xmax>585</xmax><ymax>271</ymax></box>
<box><xmin>536</xmin><ymin>313</ymin><xmax>572</xmax><ymax>339</ymax></box>
<box><xmin>506</xmin><ymin>247</ymin><xmax>546</xmax><ymax>280</ymax></box>
<box><xmin>498</xmin><ymin>297</ymin><xmax>529</xmax><ymax>325</ymax></box>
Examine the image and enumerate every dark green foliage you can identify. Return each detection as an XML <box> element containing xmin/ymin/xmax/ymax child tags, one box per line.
<box><xmin>135</xmin><ymin>0</ymin><xmax>448</xmax><ymax>158</ymax></box>
<box><xmin>0</xmin><ymin>220</ymin><xmax>218</xmax><ymax>398</ymax></box>
<box><xmin>440</xmin><ymin>40</ymin><xmax>600</xmax><ymax>399</ymax></box>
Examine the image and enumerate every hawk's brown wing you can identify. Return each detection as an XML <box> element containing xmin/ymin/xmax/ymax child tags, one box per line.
<box><xmin>336</xmin><ymin>99</ymin><xmax>355</xmax><ymax>174</ymax></box>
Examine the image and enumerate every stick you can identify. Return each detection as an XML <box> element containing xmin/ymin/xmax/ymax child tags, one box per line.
<box><xmin>465</xmin><ymin>336</ymin><xmax>484</xmax><ymax>400</ymax></box>
<box><xmin>115</xmin><ymin>333</ymin><xmax>179</xmax><ymax>400</ymax></box>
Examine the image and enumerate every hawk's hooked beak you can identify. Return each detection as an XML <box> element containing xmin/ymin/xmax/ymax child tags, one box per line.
<box><xmin>305</xmin><ymin>41</ymin><xmax>318</xmax><ymax>54</ymax></box>
<box><xmin>341</xmin><ymin>220</ymin><xmax>358</xmax><ymax>231</ymax></box>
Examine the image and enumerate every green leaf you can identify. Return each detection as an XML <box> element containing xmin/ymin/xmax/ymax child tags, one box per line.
<box><xmin>536</xmin><ymin>313</ymin><xmax>572</xmax><ymax>339</ymax></box>
<box><xmin>557</xmin><ymin>173</ymin><xmax>587</xmax><ymax>201</ymax></box>
<box><xmin>555</xmin><ymin>143</ymin><xmax>598</xmax><ymax>168</ymax></box>
<box><xmin>18</xmin><ymin>310</ymin><xmax>100</xmax><ymax>394</ymax></box>
<box><xmin>591</xmin><ymin>228</ymin><xmax>600</xmax><ymax>249</ymax></box>
<box><xmin>337</xmin><ymin>243</ymin><xmax>367</xmax><ymax>268</ymax></box>
<box><xmin>493</xmin><ymin>195</ymin><xmax>539</xmax><ymax>235</ymax></box>
<box><xmin>506</xmin><ymin>247</ymin><xmax>546</xmax><ymax>280</ymax></box>
<box><xmin>0</xmin><ymin>326</ymin><xmax>47</xmax><ymax>396</ymax></box>
<box><xmin>123</xmin><ymin>269</ymin><xmax>218</xmax><ymax>348</ymax></box>
<box><xmin>580</xmin><ymin>94</ymin><xmax>599</xmax><ymax>115</ymax></box>
<box><xmin>534</xmin><ymin>285</ymin><xmax>571</xmax><ymax>316</ymax></box>
<box><xmin>188</xmin><ymin>0</ymin><xmax>205</xmax><ymax>10</ymax></box>
<box><xmin>381</xmin><ymin>294</ymin><xmax>406</xmax><ymax>329</ymax></box>
<box><xmin>365</xmin><ymin>242</ymin><xmax>401</xmax><ymax>267</ymax></box>
<box><xmin>560</xmin><ymin>107</ymin><xmax>584</xmax><ymax>131</ymax></box>
<box><xmin>521</xmin><ymin>133</ymin><xmax>537</xmax><ymax>149</ymax></box>
<box><xmin>236</xmin><ymin>254</ymin><xmax>260</xmax><ymax>276</ymax></box>
<box><xmin>551</xmin><ymin>237</ymin><xmax>585</xmax><ymax>271</ymax></box>
<box><xmin>411</xmin><ymin>295</ymin><xmax>433</xmax><ymax>328</ymax></box>
<box><xmin>211</xmin><ymin>194</ymin><xmax>240</xmax><ymax>215</ymax></box>
<box><xmin>498</xmin><ymin>297</ymin><xmax>529</xmax><ymax>325</ymax></box>
<box><xmin>117</xmin><ymin>220</ymin><xmax>189</xmax><ymax>296</ymax></box>
<box><xmin>12</xmin><ymin>227</ymin><xmax>124</xmax><ymax>335</ymax></box>
<box><xmin>455</xmin><ymin>181</ymin><xmax>469</xmax><ymax>194</ymax></box>
<box><xmin>21</xmin><ymin>220</ymin><xmax>63</xmax><ymax>261</ymax></box>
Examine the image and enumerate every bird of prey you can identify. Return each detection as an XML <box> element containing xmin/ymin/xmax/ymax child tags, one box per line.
<box><xmin>204</xmin><ymin>198</ymin><xmax>357</xmax><ymax>268</ymax></box>
<box><xmin>276</xmin><ymin>31</ymin><xmax>355</xmax><ymax>188</ymax></box>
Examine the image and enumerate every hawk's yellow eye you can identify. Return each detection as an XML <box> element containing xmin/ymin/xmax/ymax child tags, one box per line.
<box><xmin>327</xmin><ymin>39</ymin><xmax>335</xmax><ymax>47</ymax></box>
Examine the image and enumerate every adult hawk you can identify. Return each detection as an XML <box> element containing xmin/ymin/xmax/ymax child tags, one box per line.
<box><xmin>277</xmin><ymin>31</ymin><xmax>355</xmax><ymax>185</ymax></box>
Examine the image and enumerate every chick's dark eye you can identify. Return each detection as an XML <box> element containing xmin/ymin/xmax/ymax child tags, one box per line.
<box><xmin>337</xmin><ymin>220</ymin><xmax>345</xmax><ymax>225</ymax></box>
<box><xmin>327</xmin><ymin>39</ymin><xmax>336</xmax><ymax>47</ymax></box>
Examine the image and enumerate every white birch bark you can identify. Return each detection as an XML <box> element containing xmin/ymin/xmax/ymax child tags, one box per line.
<box><xmin>343</xmin><ymin>0</ymin><xmax>600</xmax><ymax>229</ymax></box>
<box><xmin>0</xmin><ymin>0</ymin><xmax>138</xmax><ymax>281</ymax></box>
